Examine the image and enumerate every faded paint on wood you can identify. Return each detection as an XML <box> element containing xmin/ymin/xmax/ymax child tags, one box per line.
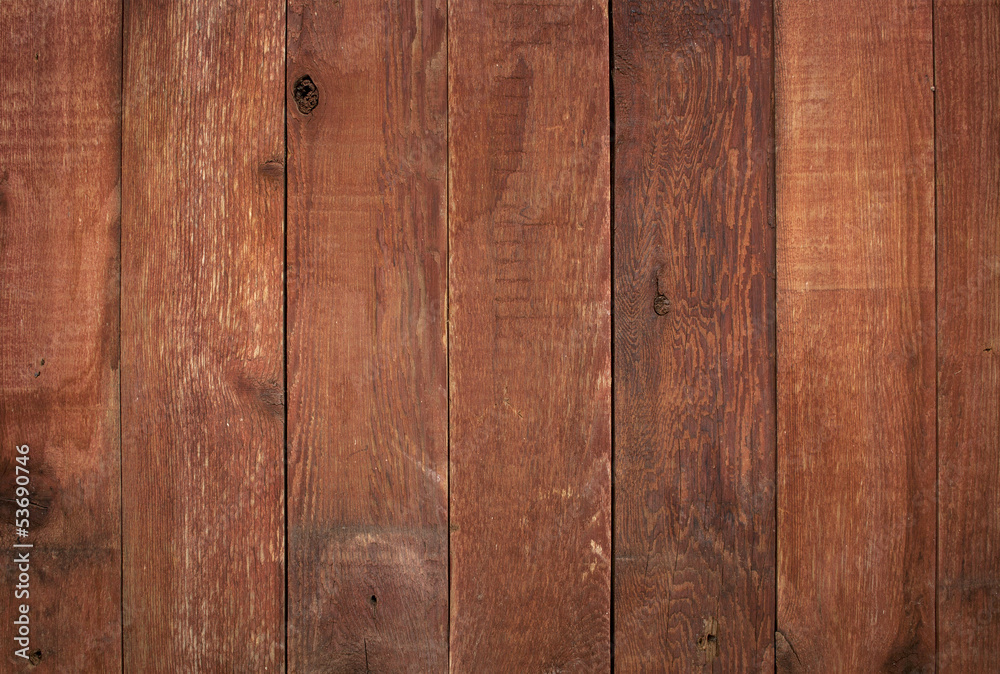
<box><xmin>936</xmin><ymin>0</ymin><xmax>1000</xmax><ymax>670</ymax></box>
<box><xmin>449</xmin><ymin>1</ymin><xmax>612</xmax><ymax>670</ymax></box>
<box><xmin>613</xmin><ymin>0</ymin><xmax>777</xmax><ymax>670</ymax></box>
<box><xmin>0</xmin><ymin>0</ymin><xmax>122</xmax><ymax>669</ymax></box>
<box><xmin>121</xmin><ymin>1</ymin><xmax>286</xmax><ymax>669</ymax></box>
<box><xmin>775</xmin><ymin>0</ymin><xmax>936</xmax><ymax>669</ymax></box>
<box><xmin>286</xmin><ymin>0</ymin><xmax>449</xmax><ymax>670</ymax></box>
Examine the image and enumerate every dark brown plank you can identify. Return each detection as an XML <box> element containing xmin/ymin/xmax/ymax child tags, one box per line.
<box><xmin>285</xmin><ymin>0</ymin><xmax>449</xmax><ymax>670</ymax></box>
<box><xmin>449</xmin><ymin>1</ymin><xmax>612</xmax><ymax>670</ymax></box>
<box><xmin>613</xmin><ymin>0</ymin><xmax>776</xmax><ymax>669</ymax></box>
<box><xmin>775</xmin><ymin>0</ymin><xmax>936</xmax><ymax>669</ymax></box>
<box><xmin>936</xmin><ymin>0</ymin><xmax>1000</xmax><ymax>670</ymax></box>
<box><xmin>121</xmin><ymin>1</ymin><xmax>285</xmax><ymax>669</ymax></box>
<box><xmin>0</xmin><ymin>1</ymin><xmax>121</xmax><ymax>669</ymax></box>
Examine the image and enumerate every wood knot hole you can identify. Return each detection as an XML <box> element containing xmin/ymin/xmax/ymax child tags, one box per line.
<box><xmin>258</xmin><ymin>161</ymin><xmax>284</xmax><ymax>179</ymax></box>
<box><xmin>293</xmin><ymin>75</ymin><xmax>318</xmax><ymax>115</ymax></box>
<box><xmin>653</xmin><ymin>294</ymin><xmax>671</xmax><ymax>316</ymax></box>
<box><xmin>697</xmin><ymin>617</ymin><xmax>719</xmax><ymax>662</ymax></box>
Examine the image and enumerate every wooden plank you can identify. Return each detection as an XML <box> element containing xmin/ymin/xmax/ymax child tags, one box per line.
<box><xmin>612</xmin><ymin>0</ymin><xmax>776</xmax><ymax>669</ymax></box>
<box><xmin>936</xmin><ymin>0</ymin><xmax>1000</xmax><ymax>670</ymax></box>
<box><xmin>0</xmin><ymin>1</ymin><xmax>121</xmax><ymax>669</ymax></box>
<box><xmin>448</xmin><ymin>1</ymin><xmax>611</xmax><ymax>669</ymax></box>
<box><xmin>120</xmin><ymin>1</ymin><xmax>285</xmax><ymax>669</ymax></box>
<box><xmin>775</xmin><ymin>0</ymin><xmax>936</xmax><ymax>669</ymax></box>
<box><xmin>285</xmin><ymin>0</ymin><xmax>448</xmax><ymax>670</ymax></box>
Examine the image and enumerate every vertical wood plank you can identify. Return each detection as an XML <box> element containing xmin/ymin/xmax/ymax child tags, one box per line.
<box><xmin>613</xmin><ymin>0</ymin><xmax>776</xmax><ymax>670</ymax></box>
<box><xmin>936</xmin><ymin>0</ymin><xmax>1000</xmax><ymax>670</ymax></box>
<box><xmin>0</xmin><ymin>1</ymin><xmax>122</xmax><ymax>669</ymax></box>
<box><xmin>449</xmin><ymin>2</ymin><xmax>611</xmax><ymax>670</ymax></box>
<box><xmin>286</xmin><ymin>0</ymin><xmax>449</xmax><ymax>670</ymax></box>
<box><xmin>775</xmin><ymin>0</ymin><xmax>936</xmax><ymax>669</ymax></box>
<box><xmin>121</xmin><ymin>1</ymin><xmax>285</xmax><ymax>669</ymax></box>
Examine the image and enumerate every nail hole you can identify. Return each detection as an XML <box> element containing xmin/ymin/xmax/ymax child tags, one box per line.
<box><xmin>369</xmin><ymin>595</ymin><xmax>377</xmax><ymax>605</ymax></box>
<box><xmin>293</xmin><ymin>75</ymin><xmax>318</xmax><ymax>115</ymax></box>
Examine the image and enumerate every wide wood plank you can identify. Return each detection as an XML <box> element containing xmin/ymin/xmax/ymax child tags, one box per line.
<box><xmin>775</xmin><ymin>0</ymin><xmax>936</xmax><ymax>669</ymax></box>
<box><xmin>613</xmin><ymin>0</ymin><xmax>776</xmax><ymax>669</ymax></box>
<box><xmin>0</xmin><ymin>1</ymin><xmax>121</xmax><ymax>669</ymax></box>
<box><xmin>121</xmin><ymin>1</ymin><xmax>285</xmax><ymax>669</ymax></box>
<box><xmin>449</xmin><ymin>1</ymin><xmax>612</xmax><ymax>670</ymax></box>
<box><xmin>286</xmin><ymin>0</ymin><xmax>449</xmax><ymax>670</ymax></box>
<box><xmin>936</xmin><ymin>0</ymin><xmax>1000</xmax><ymax>670</ymax></box>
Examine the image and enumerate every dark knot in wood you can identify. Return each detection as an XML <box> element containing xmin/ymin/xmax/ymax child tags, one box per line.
<box><xmin>293</xmin><ymin>75</ymin><xmax>318</xmax><ymax>115</ymax></box>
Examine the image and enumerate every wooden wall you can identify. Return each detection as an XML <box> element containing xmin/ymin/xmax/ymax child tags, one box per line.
<box><xmin>0</xmin><ymin>0</ymin><xmax>996</xmax><ymax>671</ymax></box>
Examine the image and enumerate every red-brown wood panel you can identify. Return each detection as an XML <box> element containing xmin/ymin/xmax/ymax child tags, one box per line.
<box><xmin>121</xmin><ymin>1</ymin><xmax>285</xmax><ymax>669</ymax></box>
<box><xmin>449</xmin><ymin>1</ymin><xmax>612</xmax><ymax>670</ymax></box>
<box><xmin>775</xmin><ymin>0</ymin><xmax>936</xmax><ymax>669</ymax></box>
<box><xmin>0</xmin><ymin>1</ymin><xmax>121</xmax><ymax>670</ymax></box>
<box><xmin>936</xmin><ymin>0</ymin><xmax>1000</xmax><ymax>670</ymax></box>
<box><xmin>286</xmin><ymin>0</ymin><xmax>449</xmax><ymax>670</ymax></box>
<box><xmin>613</xmin><ymin>0</ymin><xmax>776</xmax><ymax>670</ymax></box>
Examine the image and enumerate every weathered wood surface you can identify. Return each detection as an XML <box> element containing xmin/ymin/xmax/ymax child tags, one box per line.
<box><xmin>775</xmin><ymin>0</ymin><xmax>936</xmax><ymax>669</ymax></box>
<box><xmin>0</xmin><ymin>0</ymin><xmax>122</xmax><ymax>669</ymax></box>
<box><xmin>286</xmin><ymin>0</ymin><xmax>449</xmax><ymax>670</ymax></box>
<box><xmin>936</xmin><ymin>0</ymin><xmax>1000</xmax><ymax>670</ymax></box>
<box><xmin>448</xmin><ymin>1</ymin><xmax>612</xmax><ymax>670</ymax></box>
<box><xmin>121</xmin><ymin>1</ymin><xmax>286</xmax><ymax>669</ymax></box>
<box><xmin>613</xmin><ymin>0</ymin><xmax>776</xmax><ymax>670</ymax></box>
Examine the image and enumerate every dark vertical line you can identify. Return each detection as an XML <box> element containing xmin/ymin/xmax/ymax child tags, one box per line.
<box><xmin>283</xmin><ymin>0</ymin><xmax>290</xmax><ymax>670</ymax></box>
<box><xmin>607</xmin><ymin>0</ymin><xmax>616</xmax><ymax>670</ymax></box>
<box><xmin>445</xmin><ymin>0</ymin><xmax>452</xmax><ymax>667</ymax></box>
<box><xmin>930</xmin><ymin>0</ymin><xmax>940</xmax><ymax>668</ymax></box>
<box><xmin>119</xmin><ymin>1</ymin><xmax>126</xmax><ymax>671</ymax></box>
<box><xmin>770</xmin><ymin>1</ymin><xmax>779</xmax><ymax>670</ymax></box>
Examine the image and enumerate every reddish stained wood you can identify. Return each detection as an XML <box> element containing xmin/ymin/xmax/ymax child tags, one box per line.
<box><xmin>286</xmin><ymin>0</ymin><xmax>449</xmax><ymax>670</ymax></box>
<box><xmin>0</xmin><ymin>1</ymin><xmax>122</xmax><ymax>669</ymax></box>
<box><xmin>936</xmin><ymin>0</ymin><xmax>1000</xmax><ymax>670</ymax></box>
<box><xmin>121</xmin><ymin>1</ymin><xmax>285</xmax><ymax>669</ymax></box>
<box><xmin>448</xmin><ymin>1</ymin><xmax>612</xmax><ymax>670</ymax></box>
<box><xmin>613</xmin><ymin>0</ymin><xmax>776</xmax><ymax>670</ymax></box>
<box><xmin>775</xmin><ymin>0</ymin><xmax>936</xmax><ymax>669</ymax></box>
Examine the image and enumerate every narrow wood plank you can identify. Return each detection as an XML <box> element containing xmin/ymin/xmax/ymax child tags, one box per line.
<box><xmin>936</xmin><ymin>0</ymin><xmax>1000</xmax><ymax>669</ymax></box>
<box><xmin>613</xmin><ymin>0</ymin><xmax>776</xmax><ymax>669</ymax></box>
<box><xmin>121</xmin><ymin>2</ymin><xmax>285</xmax><ymax>668</ymax></box>
<box><xmin>449</xmin><ymin>2</ymin><xmax>612</xmax><ymax>669</ymax></box>
<box><xmin>0</xmin><ymin>1</ymin><xmax>121</xmax><ymax>669</ymax></box>
<box><xmin>286</xmin><ymin>0</ymin><xmax>449</xmax><ymax>670</ymax></box>
<box><xmin>775</xmin><ymin>0</ymin><xmax>936</xmax><ymax>669</ymax></box>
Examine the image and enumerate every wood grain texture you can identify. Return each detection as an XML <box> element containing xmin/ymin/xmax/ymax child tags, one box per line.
<box><xmin>448</xmin><ymin>1</ymin><xmax>611</xmax><ymax>670</ymax></box>
<box><xmin>286</xmin><ymin>0</ymin><xmax>448</xmax><ymax>670</ymax></box>
<box><xmin>121</xmin><ymin>1</ymin><xmax>285</xmax><ymax>669</ymax></box>
<box><xmin>613</xmin><ymin>0</ymin><xmax>776</xmax><ymax>670</ymax></box>
<box><xmin>0</xmin><ymin>1</ymin><xmax>121</xmax><ymax>670</ymax></box>
<box><xmin>936</xmin><ymin>0</ymin><xmax>1000</xmax><ymax>670</ymax></box>
<box><xmin>775</xmin><ymin>0</ymin><xmax>936</xmax><ymax>670</ymax></box>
